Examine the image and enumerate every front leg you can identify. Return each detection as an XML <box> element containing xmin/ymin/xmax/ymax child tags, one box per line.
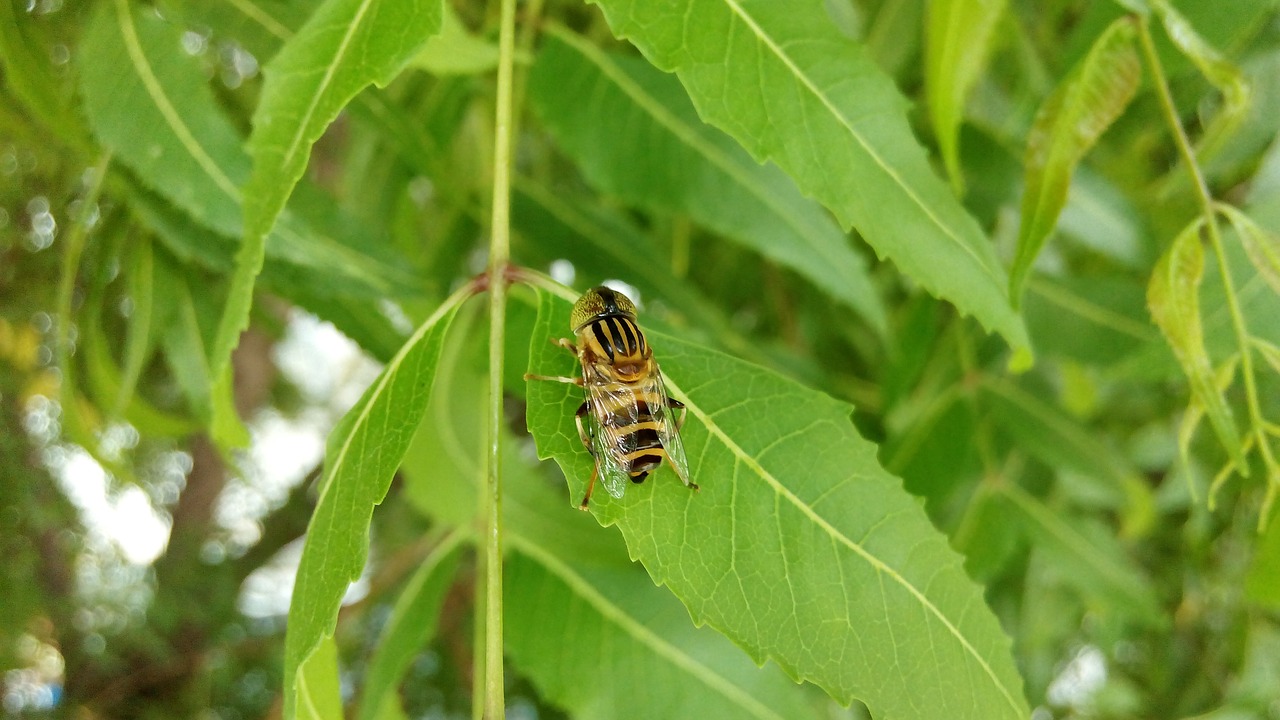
<box><xmin>523</xmin><ymin>338</ymin><xmax>583</xmax><ymax>385</ymax></box>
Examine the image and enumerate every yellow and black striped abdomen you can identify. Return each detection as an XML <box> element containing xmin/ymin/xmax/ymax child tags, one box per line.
<box><xmin>594</xmin><ymin>381</ymin><xmax>668</xmax><ymax>481</ymax></box>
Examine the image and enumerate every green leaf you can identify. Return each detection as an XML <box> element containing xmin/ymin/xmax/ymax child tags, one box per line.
<box><xmin>996</xmin><ymin>483</ymin><xmax>1165</xmax><ymax>625</ymax></box>
<box><xmin>1153</xmin><ymin>0</ymin><xmax>1251</xmax><ymax>164</ymax></box>
<box><xmin>239</xmin><ymin>0</ymin><xmax>444</xmax><ymax>380</ymax></box>
<box><xmin>77</xmin><ymin>2</ymin><xmax>420</xmax><ymax>300</ymax></box>
<box><xmin>154</xmin><ymin>260</ymin><xmax>250</xmax><ymax>451</ymax></box>
<box><xmin>924</xmin><ymin>0</ymin><xmax>1007</xmax><ymax>193</ymax></box>
<box><xmin>1147</xmin><ymin>218</ymin><xmax>1246</xmax><ymax>473</ymax></box>
<box><xmin>529</xmin><ymin>30</ymin><xmax>886</xmax><ymax>335</ymax></box>
<box><xmin>114</xmin><ymin>235</ymin><xmax>156</xmax><ymax>418</ymax></box>
<box><xmin>1219</xmin><ymin>204</ymin><xmax>1280</xmax><ymax>296</ymax></box>
<box><xmin>298</xmin><ymin>634</ymin><xmax>343</xmax><ymax>720</ymax></box>
<box><xmin>1245</xmin><ymin>505</ymin><xmax>1280</xmax><ymax>609</ymax></box>
<box><xmin>525</xmin><ymin>290</ymin><xmax>1029</xmax><ymax>718</ymax></box>
<box><xmin>358</xmin><ymin>534</ymin><xmax>464</xmax><ymax>720</ymax></box>
<box><xmin>283</xmin><ymin>288</ymin><xmax>466</xmax><ymax>720</ymax></box>
<box><xmin>587</xmin><ymin>0</ymin><xmax>1029</xmax><ymax>353</ymax></box>
<box><xmin>1010</xmin><ymin>16</ymin><xmax>1141</xmax><ymax>308</ymax></box>
<box><xmin>0</xmin><ymin>1</ymin><xmax>87</xmax><ymax>149</ymax></box>
<box><xmin>505</xmin><ymin>543</ymin><xmax>817</xmax><ymax>720</ymax></box>
<box><xmin>80</xmin><ymin>289</ymin><xmax>200</xmax><ymax>439</ymax></box>
<box><xmin>408</xmin><ymin>6</ymin><xmax>501</xmax><ymax>75</ymax></box>
<box><xmin>982</xmin><ymin>377</ymin><xmax>1153</xmax><ymax>521</ymax></box>
<box><xmin>1024</xmin><ymin>275</ymin><xmax>1161</xmax><ymax>367</ymax></box>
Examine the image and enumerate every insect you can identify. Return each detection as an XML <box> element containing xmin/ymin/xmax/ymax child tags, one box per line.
<box><xmin>526</xmin><ymin>286</ymin><xmax>697</xmax><ymax>509</ymax></box>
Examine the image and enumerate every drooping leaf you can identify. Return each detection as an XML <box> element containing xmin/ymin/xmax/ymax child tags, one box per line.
<box><xmin>505</xmin><ymin>543</ymin><xmax>818</xmax><ymax>720</ymax></box>
<box><xmin>997</xmin><ymin>483</ymin><xmax>1166</xmax><ymax>626</ymax></box>
<box><xmin>1147</xmin><ymin>218</ymin><xmax>1246</xmax><ymax>473</ymax></box>
<box><xmin>586</xmin><ymin>0</ymin><xmax>1029</xmax><ymax>353</ymax></box>
<box><xmin>1153</xmin><ymin>0</ymin><xmax>1251</xmax><ymax>164</ymax></box>
<box><xmin>238</xmin><ymin>0</ymin><xmax>444</xmax><ymax>383</ymax></box>
<box><xmin>526</xmin><ymin>290</ymin><xmax>1029</xmax><ymax>718</ymax></box>
<box><xmin>358</xmin><ymin>534</ymin><xmax>464</xmax><ymax>720</ymax></box>
<box><xmin>1219</xmin><ymin>204</ymin><xmax>1280</xmax><ymax>296</ymax></box>
<box><xmin>529</xmin><ymin>29</ymin><xmax>886</xmax><ymax>334</ymax></box>
<box><xmin>283</xmin><ymin>288</ymin><xmax>466</xmax><ymax>720</ymax></box>
<box><xmin>924</xmin><ymin>0</ymin><xmax>1007</xmax><ymax>193</ymax></box>
<box><xmin>0</xmin><ymin>0</ymin><xmax>87</xmax><ymax>149</ymax></box>
<box><xmin>1010</xmin><ymin>16</ymin><xmax>1141</xmax><ymax>307</ymax></box>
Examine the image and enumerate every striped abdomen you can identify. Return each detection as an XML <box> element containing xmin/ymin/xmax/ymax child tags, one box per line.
<box><xmin>595</xmin><ymin>381</ymin><xmax>668</xmax><ymax>482</ymax></box>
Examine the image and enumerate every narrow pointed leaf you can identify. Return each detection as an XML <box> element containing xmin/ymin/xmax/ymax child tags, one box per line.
<box><xmin>506</xmin><ymin>543</ymin><xmax>816</xmax><ymax>720</ymax></box>
<box><xmin>924</xmin><ymin>0</ymin><xmax>1007</xmax><ymax>193</ymax></box>
<box><xmin>283</xmin><ymin>290</ymin><xmax>466</xmax><ymax>720</ymax></box>
<box><xmin>1153</xmin><ymin>0</ymin><xmax>1251</xmax><ymax>163</ymax></box>
<box><xmin>358</xmin><ymin>535</ymin><xmax>464</xmax><ymax>720</ymax></box>
<box><xmin>1010</xmin><ymin>16</ymin><xmax>1141</xmax><ymax>307</ymax></box>
<box><xmin>530</xmin><ymin>30</ymin><xmax>886</xmax><ymax>333</ymax></box>
<box><xmin>154</xmin><ymin>263</ymin><xmax>250</xmax><ymax>451</ymax></box>
<box><xmin>114</xmin><ymin>235</ymin><xmax>156</xmax><ymax>418</ymax></box>
<box><xmin>238</xmin><ymin>0</ymin><xmax>444</xmax><ymax>380</ymax></box>
<box><xmin>526</xmin><ymin>291</ymin><xmax>1028</xmax><ymax>718</ymax></box>
<box><xmin>1219</xmin><ymin>205</ymin><xmax>1280</xmax><ymax>296</ymax></box>
<box><xmin>1147</xmin><ymin>220</ymin><xmax>1246</xmax><ymax>472</ymax></box>
<box><xmin>408</xmin><ymin>6</ymin><xmax>501</xmax><ymax>76</ymax></box>
<box><xmin>587</xmin><ymin>0</ymin><xmax>1028</xmax><ymax>352</ymax></box>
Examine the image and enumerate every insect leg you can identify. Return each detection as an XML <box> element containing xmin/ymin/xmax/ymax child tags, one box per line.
<box><xmin>551</xmin><ymin>337</ymin><xmax>578</xmax><ymax>354</ymax></box>
<box><xmin>523</xmin><ymin>373</ymin><xmax>584</xmax><ymax>385</ymax></box>
<box><xmin>579</xmin><ymin>463</ymin><xmax>598</xmax><ymax>511</ymax></box>
<box><xmin>668</xmin><ymin>397</ymin><xmax>687</xmax><ymax>431</ymax></box>
<box><xmin>573</xmin><ymin>401</ymin><xmax>592</xmax><ymax>451</ymax></box>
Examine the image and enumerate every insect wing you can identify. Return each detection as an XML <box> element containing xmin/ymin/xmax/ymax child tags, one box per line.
<box><xmin>585</xmin><ymin>382</ymin><xmax>635</xmax><ymax>499</ymax></box>
<box><xmin>652</xmin><ymin>368</ymin><xmax>691</xmax><ymax>487</ymax></box>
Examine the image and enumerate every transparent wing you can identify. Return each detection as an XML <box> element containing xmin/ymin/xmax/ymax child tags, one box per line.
<box><xmin>651</xmin><ymin>366</ymin><xmax>692</xmax><ymax>487</ymax></box>
<box><xmin>584</xmin><ymin>384</ymin><xmax>634</xmax><ymax>500</ymax></box>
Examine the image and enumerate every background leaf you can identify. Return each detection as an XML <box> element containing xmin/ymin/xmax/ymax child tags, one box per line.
<box><xmin>1009</xmin><ymin>16</ymin><xmax>1141</xmax><ymax>307</ymax></box>
<box><xmin>526</xmin><ymin>290</ymin><xmax>1029</xmax><ymax>719</ymax></box>
<box><xmin>587</xmin><ymin>0</ymin><xmax>1028</xmax><ymax>352</ymax></box>
<box><xmin>925</xmin><ymin>0</ymin><xmax>1007</xmax><ymax>193</ymax></box>
<box><xmin>529</xmin><ymin>29</ymin><xmax>886</xmax><ymax>334</ymax></box>
<box><xmin>1147</xmin><ymin>219</ymin><xmax>1245</xmax><ymax>472</ymax></box>
<box><xmin>236</xmin><ymin>0</ymin><xmax>444</xmax><ymax>380</ymax></box>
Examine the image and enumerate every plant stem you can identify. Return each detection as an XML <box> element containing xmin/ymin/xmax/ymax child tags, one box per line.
<box><xmin>483</xmin><ymin>0</ymin><xmax>519</xmax><ymax>714</ymax></box>
<box><xmin>1138</xmin><ymin>18</ymin><xmax>1271</xmax><ymax>493</ymax></box>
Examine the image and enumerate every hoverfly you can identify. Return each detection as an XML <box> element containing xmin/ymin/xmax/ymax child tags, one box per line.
<box><xmin>526</xmin><ymin>286</ymin><xmax>697</xmax><ymax>509</ymax></box>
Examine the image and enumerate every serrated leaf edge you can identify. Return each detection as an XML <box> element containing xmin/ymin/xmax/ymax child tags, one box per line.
<box><xmin>511</xmin><ymin>537</ymin><xmax>789</xmax><ymax>720</ymax></box>
<box><xmin>709</xmin><ymin>0</ymin><xmax>1000</xmax><ymax>286</ymax></box>
<box><xmin>660</xmin><ymin>371</ymin><xmax>1024</xmax><ymax>715</ymax></box>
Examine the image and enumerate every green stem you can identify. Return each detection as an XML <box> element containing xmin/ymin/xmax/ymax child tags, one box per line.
<box><xmin>483</xmin><ymin>0</ymin><xmax>519</xmax><ymax>714</ymax></box>
<box><xmin>1138</xmin><ymin>18</ymin><xmax>1269</xmax><ymax>490</ymax></box>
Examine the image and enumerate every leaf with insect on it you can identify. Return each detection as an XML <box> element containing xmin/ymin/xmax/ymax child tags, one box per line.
<box><xmin>525</xmin><ymin>289</ymin><xmax>1029</xmax><ymax>719</ymax></box>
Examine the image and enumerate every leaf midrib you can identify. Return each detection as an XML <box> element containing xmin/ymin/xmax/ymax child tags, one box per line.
<box><xmin>510</xmin><ymin>537</ymin><xmax>789</xmax><ymax>720</ymax></box>
<box><xmin>264</xmin><ymin>0</ymin><xmax>376</xmax><ymax>198</ymax></box>
<box><xmin>661</xmin><ymin>371</ymin><xmax>1023</xmax><ymax>715</ymax></box>
<box><xmin>715</xmin><ymin>0</ymin><xmax>999</xmax><ymax>284</ymax></box>
<box><xmin>548</xmin><ymin>27</ymin><xmax>853</xmax><ymax>274</ymax></box>
<box><xmin>114</xmin><ymin>0</ymin><xmax>240</xmax><ymax>199</ymax></box>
